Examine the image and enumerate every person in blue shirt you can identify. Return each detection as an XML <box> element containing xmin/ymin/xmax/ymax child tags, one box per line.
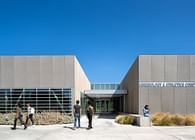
<box><xmin>143</xmin><ymin>105</ymin><xmax>150</xmax><ymax>117</ymax></box>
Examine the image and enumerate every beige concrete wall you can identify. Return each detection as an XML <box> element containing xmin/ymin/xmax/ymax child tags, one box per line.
<box><xmin>138</xmin><ymin>55</ymin><xmax>195</xmax><ymax>114</ymax></box>
<box><xmin>40</xmin><ymin>56</ymin><xmax>53</xmax><ymax>88</ymax></box>
<box><xmin>151</xmin><ymin>55</ymin><xmax>165</xmax><ymax>81</ymax></box>
<box><xmin>120</xmin><ymin>57</ymin><xmax>139</xmax><ymax>114</ymax></box>
<box><xmin>175</xmin><ymin>88</ymin><xmax>186</xmax><ymax>114</ymax></box>
<box><xmin>64</xmin><ymin>56</ymin><xmax>75</xmax><ymax>88</ymax></box>
<box><xmin>164</xmin><ymin>55</ymin><xmax>177</xmax><ymax>81</ymax></box>
<box><xmin>26</xmin><ymin>56</ymin><xmax>40</xmax><ymax>87</ymax></box>
<box><xmin>0</xmin><ymin>55</ymin><xmax>90</xmax><ymax>107</ymax></box>
<box><xmin>0</xmin><ymin>57</ymin><xmax>15</xmax><ymax>87</ymax></box>
<box><xmin>0</xmin><ymin>56</ymin><xmax>76</xmax><ymax>89</ymax></box>
<box><xmin>74</xmin><ymin>57</ymin><xmax>91</xmax><ymax>104</ymax></box>
<box><xmin>139</xmin><ymin>55</ymin><xmax>151</xmax><ymax>82</ymax></box>
<box><xmin>0</xmin><ymin>56</ymin><xmax>85</xmax><ymax>88</ymax></box>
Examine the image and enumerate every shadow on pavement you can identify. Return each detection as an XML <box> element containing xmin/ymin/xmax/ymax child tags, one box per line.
<box><xmin>63</xmin><ymin>126</ymin><xmax>88</xmax><ymax>130</ymax></box>
<box><xmin>97</xmin><ymin>113</ymin><xmax>117</xmax><ymax>119</ymax></box>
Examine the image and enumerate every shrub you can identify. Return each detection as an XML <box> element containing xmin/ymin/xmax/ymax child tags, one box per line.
<box><xmin>115</xmin><ymin>115</ymin><xmax>134</xmax><ymax>125</ymax></box>
<box><xmin>0</xmin><ymin>113</ymin><xmax>15</xmax><ymax>125</ymax></box>
<box><xmin>0</xmin><ymin>112</ymin><xmax>72</xmax><ymax>125</ymax></box>
<box><xmin>185</xmin><ymin>114</ymin><xmax>195</xmax><ymax>126</ymax></box>
<box><xmin>171</xmin><ymin>114</ymin><xmax>185</xmax><ymax>126</ymax></box>
<box><xmin>152</xmin><ymin>112</ymin><xmax>195</xmax><ymax>126</ymax></box>
<box><xmin>152</xmin><ymin>112</ymin><xmax>176</xmax><ymax>126</ymax></box>
<box><xmin>34</xmin><ymin>112</ymin><xmax>72</xmax><ymax>125</ymax></box>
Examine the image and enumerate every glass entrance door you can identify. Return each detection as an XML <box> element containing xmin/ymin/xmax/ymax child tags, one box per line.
<box><xmin>95</xmin><ymin>99</ymin><xmax>114</xmax><ymax>113</ymax></box>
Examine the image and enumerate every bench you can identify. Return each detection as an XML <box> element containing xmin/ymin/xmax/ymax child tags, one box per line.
<box><xmin>130</xmin><ymin>114</ymin><xmax>151</xmax><ymax>127</ymax></box>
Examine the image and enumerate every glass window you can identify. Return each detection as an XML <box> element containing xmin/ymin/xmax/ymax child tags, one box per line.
<box><xmin>0</xmin><ymin>88</ymin><xmax>72</xmax><ymax>114</ymax></box>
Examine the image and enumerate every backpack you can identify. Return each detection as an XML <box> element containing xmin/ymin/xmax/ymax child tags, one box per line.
<box><xmin>87</xmin><ymin>106</ymin><xmax>93</xmax><ymax>115</ymax></box>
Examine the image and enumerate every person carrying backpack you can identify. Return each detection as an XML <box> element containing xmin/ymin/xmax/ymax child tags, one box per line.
<box><xmin>86</xmin><ymin>101</ymin><xmax>94</xmax><ymax>129</ymax></box>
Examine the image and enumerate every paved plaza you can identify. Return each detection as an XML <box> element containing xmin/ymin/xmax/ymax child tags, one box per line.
<box><xmin>0</xmin><ymin>115</ymin><xmax>195</xmax><ymax>140</ymax></box>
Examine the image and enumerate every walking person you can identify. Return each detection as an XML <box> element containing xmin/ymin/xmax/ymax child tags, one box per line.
<box><xmin>24</xmin><ymin>103</ymin><xmax>35</xmax><ymax>129</ymax></box>
<box><xmin>11</xmin><ymin>103</ymin><xmax>25</xmax><ymax>130</ymax></box>
<box><xmin>73</xmin><ymin>100</ymin><xmax>81</xmax><ymax>129</ymax></box>
<box><xmin>86</xmin><ymin>101</ymin><xmax>94</xmax><ymax>129</ymax></box>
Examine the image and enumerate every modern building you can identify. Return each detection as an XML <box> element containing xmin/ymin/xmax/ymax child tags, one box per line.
<box><xmin>82</xmin><ymin>83</ymin><xmax>127</xmax><ymax>114</ymax></box>
<box><xmin>0</xmin><ymin>55</ymin><xmax>195</xmax><ymax>115</ymax></box>
<box><xmin>0</xmin><ymin>56</ymin><xmax>90</xmax><ymax>114</ymax></box>
<box><xmin>121</xmin><ymin>55</ymin><xmax>195</xmax><ymax>114</ymax></box>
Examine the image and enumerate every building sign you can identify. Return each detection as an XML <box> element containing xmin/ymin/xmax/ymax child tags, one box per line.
<box><xmin>139</xmin><ymin>82</ymin><xmax>195</xmax><ymax>88</ymax></box>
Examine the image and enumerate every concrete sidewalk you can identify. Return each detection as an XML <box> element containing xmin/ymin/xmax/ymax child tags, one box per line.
<box><xmin>0</xmin><ymin>115</ymin><xmax>195</xmax><ymax>140</ymax></box>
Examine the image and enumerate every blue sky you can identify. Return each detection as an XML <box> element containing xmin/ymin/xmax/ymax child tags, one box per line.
<box><xmin>0</xmin><ymin>0</ymin><xmax>195</xmax><ymax>83</ymax></box>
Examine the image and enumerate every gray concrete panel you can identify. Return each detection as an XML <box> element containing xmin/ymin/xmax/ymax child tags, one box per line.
<box><xmin>175</xmin><ymin>88</ymin><xmax>187</xmax><ymax>114</ymax></box>
<box><xmin>186</xmin><ymin>88</ymin><xmax>195</xmax><ymax>113</ymax></box>
<box><xmin>52</xmin><ymin>56</ymin><xmax>65</xmax><ymax>88</ymax></box>
<box><xmin>14</xmin><ymin>57</ymin><xmax>27</xmax><ymax>88</ymax></box>
<box><xmin>26</xmin><ymin>57</ymin><xmax>40</xmax><ymax>88</ymax></box>
<box><xmin>0</xmin><ymin>57</ymin><xmax>14</xmax><ymax>88</ymax></box>
<box><xmin>139</xmin><ymin>55</ymin><xmax>151</xmax><ymax>81</ymax></box>
<box><xmin>177</xmin><ymin>55</ymin><xmax>190</xmax><ymax>81</ymax></box>
<box><xmin>64</xmin><ymin>56</ymin><xmax>75</xmax><ymax>88</ymax></box>
<box><xmin>139</xmin><ymin>87</ymin><xmax>149</xmax><ymax>114</ymax></box>
<box><xmin>151</xmin><ymin>55</ymin><xmax>164</xmax><ymax>81</ymax></box>
<box><xmin>190</xmin><ymin>55</ymin><xmax>195</xmax><ymax>81</ymax></box>
<box><xmin>162</xmin><ymin>87</ymin><xmax>175</xmax><ymax>113</ymax></box>
<box><xmin>164</xmin><ymin>55</ymin><xmax>177</xmax><ymax>81</ymax></box>
<box><xmin>121</xmin><ymin>57</ymin><xmax>139</xmax><ymax>113</ymax></box>
<box><xmin>129</xmin><ymin>89</ymin><xmax>139</xmax><ymax>114</ymax></box>
<box><xmin>40</xmin><ymin>56</ymin><xmax>53</xmax><ymax>88</ymax></box>
<box><xmin>130</xmin><ymin>90</ymin><xmax>135</xmax><ymax>113</ymax></box>
<box><xmin>148</xmin><ymin>88</ymin><xmax>162</xmax><ymax>114</ymax></box>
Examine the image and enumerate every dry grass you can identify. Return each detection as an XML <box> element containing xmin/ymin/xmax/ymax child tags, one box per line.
<box><xmin>185</xmin><ymin>114</ymin><xmax>195</xmax><ymax>126</ymax></box>
<box><xmin>0</xmin><ymin>113</ymin><xmax>15</xmax><ymax>125</ymax></box>
<box><xmin>115</xmin><ymin>115</ymin><xmax>134</xmax><ymax>125</ymax></box>
<box><xmin>152</xmin><ymin>112</ymin><xmax>195</xmax><ymax>126</ymax></box>
<box><xmin>171</xmin><ymin>114</ymin><xmax>186</xmax><ymax>126</ymax></box>
<box><xmin>0</xmin><ymin>112</ymin><xmax>72</xmax><ymax>125</ymax></box>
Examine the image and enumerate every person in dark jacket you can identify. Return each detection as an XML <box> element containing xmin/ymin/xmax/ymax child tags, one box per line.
<box><xmin>86</xmin><ymin>101</ymin><xmax>94</xmax><ymax>129</ymax></box>
<box><xmin>11</xmin><ymin>103</ymin><xmax>25</xmax><ymax>130</ymax></box>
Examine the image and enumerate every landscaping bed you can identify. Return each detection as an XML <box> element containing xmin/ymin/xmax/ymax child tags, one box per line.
<box><xmin>0</xmin><ymin>112</ymin><xmax>72</xmax><ymax>125</ymax></box>
<box><xmin>152</xmin><ymin>112</ymin><xmax>195</xmax><ymax>126</ymax></box>
<box><xmin>115</xmin><ymin>112</ymin><xmax>195</xmax><ymax>126</ymax></box>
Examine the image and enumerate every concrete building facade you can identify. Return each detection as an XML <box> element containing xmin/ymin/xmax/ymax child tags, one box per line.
<box><xmin>0</xmin><ymin>56</ymin><xmax>90</xmax><ymax>114</ymax></box>
<box><xmin>121</xmin><ymin>55</ymin><xmax>195</xmax><ymax>114</ymax></box>
<box><xmin>1</xmin><ymin>55</ymin><xmax>195</xmax><ymax>115</ymax></box>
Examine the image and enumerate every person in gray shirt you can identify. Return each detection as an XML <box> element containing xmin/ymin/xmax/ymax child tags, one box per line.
<box><xmin>73</xmin><ymin>100</ymin><xmax>81</xmax><ymax>129</ymax></box>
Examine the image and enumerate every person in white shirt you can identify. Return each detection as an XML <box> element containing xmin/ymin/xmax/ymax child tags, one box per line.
<box><xmin>24</xmin><ymin>103</ymin><xmax>35</xmax><ymax>129</ymax></box>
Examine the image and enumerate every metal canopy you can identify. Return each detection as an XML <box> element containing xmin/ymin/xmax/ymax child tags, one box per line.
<box><xmin>84</xmin><ymin>90</ymin><xmax>127</xmax><ymax>98</ymax></box>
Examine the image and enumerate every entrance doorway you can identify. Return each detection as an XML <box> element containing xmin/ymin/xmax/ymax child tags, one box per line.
<box><xmin>94</xmin><ymin>98</ymin><xmax>120</xmax><ymax>113</ymax></box>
